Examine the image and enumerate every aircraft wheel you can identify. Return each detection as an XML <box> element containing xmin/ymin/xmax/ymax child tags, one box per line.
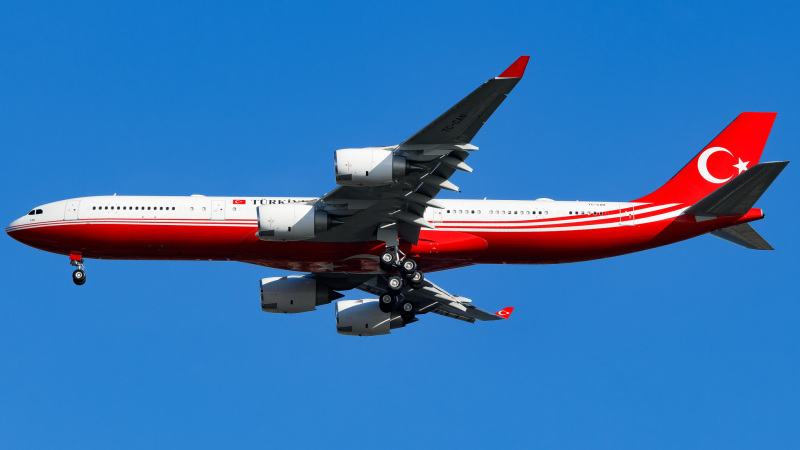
<box><xmin>401</xmin><ymin>258</ymin><xmax>417</xmax><ymax>275</ymax></box>
<box><xmin>379</xmin><ymin>250</ymin><xmax>396</xmax><ymax>271</ymax></box>
<box><xmin>72</xmin><ymin>269</ymin><xmax>86</xmax><ymax>286</ymax></box>
<box><xmin>379</xmin><ymin>293</ymin><xmax>394</xmax><ymax>313</ymax></box>
<box><xmin>386</xmin><ymin>275</ymin><xmax>404</xmax><ymax>292</ymax></box>
<box><xmin>409</xmin><ymin>271</ymin><xmax>424</xmax><ymax>289</ymax></box>
<box><xmin>399</xmin><ymin>300</ymin><xmax>416</xmax><ymax>321</ymax></box>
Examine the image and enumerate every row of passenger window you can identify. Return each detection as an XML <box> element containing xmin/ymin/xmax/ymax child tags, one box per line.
<box><xmin>445</xmin><ymin>209</ymin><xmax>605</xmax><ymax>216</ymax></box>
<box><xmin>93</xmin><ymin>206</ymin><xmax>177</xmax><ymax>211</ymax></box>
<box><xmin>446</xmin><ymin>209</ymin><xmax>550</xmax><ymax>215</ymax></box>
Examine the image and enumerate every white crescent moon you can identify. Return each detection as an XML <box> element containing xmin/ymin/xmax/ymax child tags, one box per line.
<box><xmin>697</xmin><ymin>147</ymin><xmax>733</xmax><ymax>184</ymax></box>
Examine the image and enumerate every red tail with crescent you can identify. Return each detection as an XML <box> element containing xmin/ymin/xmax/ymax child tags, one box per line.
<box><xmin>635</xmin><ymin>112</ymin><xmax>776</xmax><ymax>205</ymax></box>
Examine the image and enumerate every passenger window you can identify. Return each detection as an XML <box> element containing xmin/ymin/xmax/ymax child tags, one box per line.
<box><xmin>92</xmin><ymin>207</ymin><xmax>96</xmax><ymax>210</ymax></box>
<box><xmin>172</xmin><ymin>207</ymin><xmax>175</xmax><ymax>211</ymax></box>
<box><xmin>105</xmin><ymin>206</ymin><xmax>108</xmax><ymax>210</ymax></box>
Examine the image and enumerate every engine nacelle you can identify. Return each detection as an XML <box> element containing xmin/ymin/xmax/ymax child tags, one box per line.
<box><xmin>257</xmin><ymin>204</ymin><xmax>330</xmax><ymax>241</ymax></box>
<box><xmin>260</xmin><ymin>276</ymin><xmax>343</xmax><ymax>313</ymax></box>
<box><xmin>334</xmin><ymin>299</ymin><xmax>407</xmax><ymax>336</ymax></box>
<box><xmin>334</xmin><ymin>147</ymin><xmax>408</xmax><ymax>186</ymax></box>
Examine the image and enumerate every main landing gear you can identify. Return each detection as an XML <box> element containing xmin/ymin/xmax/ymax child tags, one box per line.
<box><xmin>69</xmin><ymin>252</ymin><xmax>86</xmax><ymax>286</ymax></box>
<box><xmin>378</xmin><ymin>247</ymin><xmax>424</xmax><ymax>322</ymax></box>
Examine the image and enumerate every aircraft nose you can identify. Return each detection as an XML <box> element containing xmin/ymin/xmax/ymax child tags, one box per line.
<box><xmin>6</xmin><ymin>216</ymin><xmax>27</xmax><ymax>239</ymax></box>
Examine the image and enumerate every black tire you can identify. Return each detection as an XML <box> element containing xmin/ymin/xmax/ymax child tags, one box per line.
<box><xmin>401</xmin><ymin>258</ymin><xmax>417</xmax><ymax>275</ymax></box>
<box><xmin>72</xmin><ymin>269</ymin><xmax>86</xmax><ymax>286</ymax></box>
<box><xmin>409</xmin><ymin>270</ymin><xmax>425</xmax><ymax>289</ymax></box>
<box><xmin>379</xmin><ymin>294</ymin><xmax>393</xmax><ymax>313</ymax></box>
<box><xmin>379</xmin><ymin>251</ymin><xmax>396</xmax><ymax>270</ymax></box>
<box><xmin>399</xmin><ymin>300</ymin><xmax>416</xmax><ymax>321</ymax></box>
<box><xmin>386</xmin><ymin>275</ymin><xmax>404</xmax><ymax>292</ymax></box>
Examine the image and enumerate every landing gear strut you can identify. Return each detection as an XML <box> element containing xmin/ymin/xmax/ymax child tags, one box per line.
<box><xmin>69</xmin><ymin>252</ymin><xmax>86</xmax><ymax>286</ymax></box>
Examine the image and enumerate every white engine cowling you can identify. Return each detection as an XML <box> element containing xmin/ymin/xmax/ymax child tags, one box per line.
<box><xmin>261</xmin><ymin>276</ymin><xmax>343</xmax><ymax>313</ymax></box>
<box><xmin>334</xmin><ymin>147</ymin><xmax>408</xmax><ymax>186</ymax></box>
<box><xmin>334</xmin><ymin>299</ymin><xmax>407</xmax><ymax>336</ymax></box>
<box><xmin>257</xmin><ymin>204</ymin><xmax>329</xmax><ymax>241</ymax></box>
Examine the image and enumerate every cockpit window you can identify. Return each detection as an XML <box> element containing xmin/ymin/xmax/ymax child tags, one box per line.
<box><xmin>35</xmin><ymin>209</ymin><xmax>43</xmax><ymax>214</ymax></box>
<box><xmin>28</xmin><ymin>210</ymin><xmax>35</xmax><ymax>215</ymax></box>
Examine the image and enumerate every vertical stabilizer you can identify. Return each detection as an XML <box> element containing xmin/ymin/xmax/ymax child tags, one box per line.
<box><xmin>635</xmin><ymin>113</ymin><xmax>776</xmax><ymax>205</ymax></box>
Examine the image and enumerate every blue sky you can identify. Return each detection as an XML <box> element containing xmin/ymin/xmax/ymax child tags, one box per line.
<box><xmin>2</xmin><ymin>1</ymin><xmax>799</xmax><ymax>448</ymax></box>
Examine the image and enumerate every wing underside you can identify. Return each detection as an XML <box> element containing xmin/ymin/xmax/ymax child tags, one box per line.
<box><xmin>316</xmin><ymin>56</ymin><xmax>530</xmax><ymax>245</ymax></box>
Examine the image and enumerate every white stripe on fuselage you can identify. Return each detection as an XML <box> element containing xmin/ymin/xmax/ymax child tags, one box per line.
<box><xmin>9</xmin><ymin>196</ymin><xmax>683</xmax><ymax>233</ymax></box>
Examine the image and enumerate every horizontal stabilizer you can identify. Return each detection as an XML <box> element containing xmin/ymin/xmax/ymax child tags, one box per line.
<box><xmin>711</xmin><ymin>223</ymin><xmax>774</xmax><ymax>250</ymax></box>
<box><xmin>684</xmin><ymin>161</ymin><xmax>789</xmax><ymax>217</ymax></box>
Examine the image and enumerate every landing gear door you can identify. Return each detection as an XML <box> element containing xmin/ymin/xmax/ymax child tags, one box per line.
<box><xmin>619</xmin><ymin>204</ymin><xmax>635</xmax><ymax>226</ymax></box>
<box><xmin>65</xmin><ymin>201</ymin><xmax>80</xmax><ymax>221</ymax></box>
<box><xmin>211</xmin><ymin>200</ymin><xmax>225</xmax><ymax>220</ymax></box>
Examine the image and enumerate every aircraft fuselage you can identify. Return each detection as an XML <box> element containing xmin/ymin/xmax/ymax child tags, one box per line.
<box><xmin>6</xmin><ymin>195</ymin><xmax>763</xmax><ymax>274</ymax></box>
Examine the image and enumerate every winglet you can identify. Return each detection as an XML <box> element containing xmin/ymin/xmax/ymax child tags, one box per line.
<box><xmin>495</xmin><ymin>307</ymin><xmax>514</xmax><ymax>319</ymax></box>
<box><xmin>498</xmin><ymin>56</ymin><xmax>530</xmax><ymax>78</ymax></box>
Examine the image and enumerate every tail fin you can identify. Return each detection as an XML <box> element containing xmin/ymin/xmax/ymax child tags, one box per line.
<box><xmin>635</xmin><ymin>112</ymin><xmax>777</xmax><ymax>204</ymax></box>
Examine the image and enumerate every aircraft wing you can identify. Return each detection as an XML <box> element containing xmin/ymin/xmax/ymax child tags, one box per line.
<box><xmin>354</xmin><ymin>275</ymin><xmax>513</xmax><ymax>324</ymax></box>
<box><xmin>315</xmin><ymin>56</ymin><xmax>530</xmax><ymax>245</ymax></box>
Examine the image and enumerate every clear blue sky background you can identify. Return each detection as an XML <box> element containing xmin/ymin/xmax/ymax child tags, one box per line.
<box><xmin>2</xmin><ymin>1</ymin><xmax>798</xmax><ymax>448</ymax></box>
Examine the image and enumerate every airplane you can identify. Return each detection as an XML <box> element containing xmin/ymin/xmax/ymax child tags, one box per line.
<box><xmin>6</xmin><ymin>56</ymin><xmax>789</xmax><ymax>336</ymax></box>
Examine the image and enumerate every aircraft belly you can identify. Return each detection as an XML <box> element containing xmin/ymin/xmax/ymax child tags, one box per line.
<box><xmin>6</xmin><ymin>210</ymin><xmax>759</xmax><ymax>272</ymax></box>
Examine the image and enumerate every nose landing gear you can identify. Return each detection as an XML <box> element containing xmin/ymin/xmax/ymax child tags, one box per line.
<box><xmin>69</xmin><ymin>252</ymin><xmax>86</xmax><ymax>286</ymax></box>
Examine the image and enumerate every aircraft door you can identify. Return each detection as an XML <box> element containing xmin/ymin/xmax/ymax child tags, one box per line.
<box><xmin>211</xmin><ymin>200</ymin><xmax>225</xmax><ymax>220</ymax></box>
<box><xmin>619</xmin><ymin>204</ymin><xmax>635</xmax><ymax>226</ymax></box>
<box><xmin>432</xmin><ymin>209</ymin><xmax>443</xmax><ymax>223</ymax></box>
<box><xmin>65</xmin><ymin>201</ymin><xmax>80</xmax><ymax>220</ymax></box>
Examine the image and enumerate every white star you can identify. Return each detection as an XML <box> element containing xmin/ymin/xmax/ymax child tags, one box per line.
<box><xmin>733</xmin><ymin>158</ymin><xmax>749</xmax><ymax>174</ymax></box>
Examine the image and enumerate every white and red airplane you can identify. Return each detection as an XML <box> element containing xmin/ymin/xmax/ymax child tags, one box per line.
<box><xmin>6</xmin><ymin>56</ymin><xmax>788</xmax><ymax>336</ymax></box>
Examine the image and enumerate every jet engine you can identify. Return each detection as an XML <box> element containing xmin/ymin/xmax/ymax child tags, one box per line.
<box><xmin>260</xmin><ymin>276</ymin><xmax>344</xmax><ymax>313</ymax></box>
<box><xmin>334</xmin><ymin>147</ymin><xmax>408</xmax><ymax>186</ymax></box>
<box><xmin>334</xmin><ymin>299</ymin><xmax>407</xmax><ymax>336</ymax></box>
<box><xmin>257</xmin><ymin>204</ymin><xmax>331</xmax><ymax>241</ymax></box>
